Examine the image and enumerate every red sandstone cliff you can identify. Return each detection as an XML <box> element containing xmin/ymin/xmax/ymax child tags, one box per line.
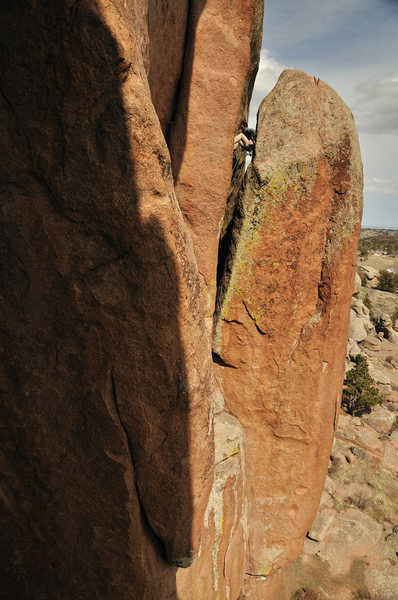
<box><xmin>0</xmin><ymin>3</ymin><xmax>362</xmax><ymax>600</ymax></box>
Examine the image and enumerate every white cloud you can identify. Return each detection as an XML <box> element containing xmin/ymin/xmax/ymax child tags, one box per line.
<box><xmin>364</xmin><ymin>185</ymin><xmax>398</xmax><ymax>195</ymax></box>
<box><xmin>353</xmin><ymin>69</ymin><xmax>398</xmax><ymax>134</ymax></box>
<box><xmin>365</xmin><ymin>177</ymin><xmax>398</xmax><ymax>185</ymax></box>
<box><xmin>364</xmin><ymin>174</ymin><xmax>398</xmax><ymax>195</ymax></box>
<box><xmin>249</xmin><ymin>49</ymin><xmax>286</xmax><ymax>125</ymax></box>
<box><xmin>257</xmin><ymin>49</ymin><xmax>287</xmax><ymax>92</ymax></box>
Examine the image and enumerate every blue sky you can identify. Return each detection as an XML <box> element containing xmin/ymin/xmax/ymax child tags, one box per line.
<box><xmin>249</xmin><ymin>0</ymin><xmax>398</xmax><ymax>228</ymax></box>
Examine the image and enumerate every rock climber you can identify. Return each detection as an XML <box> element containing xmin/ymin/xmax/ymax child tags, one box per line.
<box><xmin>233</xmin><ymin>120</ymin><xmax>256</xmax><ymax>155</ymax></box>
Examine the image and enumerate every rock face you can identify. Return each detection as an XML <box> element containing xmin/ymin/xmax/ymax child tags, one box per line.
<box><xmin>1</xmin><ymin>1</ymin><xmax>216</xmax><ymax>596</ymax></box>
<box><xmin>1</xmin><ymin>5</ymin><xmax>363</xmax><ymax>600</ymax></box>
<box><xmin>168</xmin><ymin>0</ymin><xmax>264</xmax><ymax>320</ymax></box>
<box><xmin>214</xmin><ymin>70</ymin><xmax>363</xmax><ymax>578</ymax></box>
<box><xmin>0</xmin><ymin>1</ymin><xmax>263</xmax><ymax>599</ymax></box>
<box><xmin>280</xmin><ymin>407</ymin><xmax>398</xmax><ymax>600</ymax></box>
<box><xmin>279</xmin><ymin>279</ymin><xmax>398</xmax><ymax>600</ymax></box>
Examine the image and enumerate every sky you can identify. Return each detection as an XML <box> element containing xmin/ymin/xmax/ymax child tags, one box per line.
<box><xmin>249</xmin><ymin>0</ymin><xmax>398</xmax><ymax>228</ymax></box>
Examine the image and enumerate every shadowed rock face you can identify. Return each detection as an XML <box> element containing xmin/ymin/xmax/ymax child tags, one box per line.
<box><xmin>0</xmin><ymin>1</ymin><xmax>214</xmax><ymax>597</ymax></box>
<box><xmin>214</xmin><ymin>70</ymin><xmax>363</xmax><ymax>582</ymax></box>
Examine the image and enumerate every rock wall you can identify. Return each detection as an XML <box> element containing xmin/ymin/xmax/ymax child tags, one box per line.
<box><xmin>1</xmin><ymin>1</ymin><xmax>216</xmax><ymax>597</ymax></box>
<box><xmin>214</xmin><ymin>70</ymin><xmax>363</xmax><ymax>590</ymax></box>
<box><xmin>1</xmin><ymin>4</ymin><xmax>363</xmax><ymax>600</ymax></box>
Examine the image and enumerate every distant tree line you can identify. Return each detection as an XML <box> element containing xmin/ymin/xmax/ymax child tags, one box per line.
<box><xmin>358</xmin><ymin>235</ymin><xmax>398</xmax><ymax>258</ymax></box>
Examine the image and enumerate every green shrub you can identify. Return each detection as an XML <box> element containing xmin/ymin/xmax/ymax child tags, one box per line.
<box><xmin>391</xmin><ymin>306</ymin><xmax>398</xmax><ymax>327</ymax></box>
<box><xmin>358</xmin><ymin>235</ymin><xmax>398</xmax><ymax>258</ymax></box>
<box><xmin>377</xmin><ymin>269</ymin><xmax>398</xmax><ymax>293</ymax></box>
<box><xmin>342</xmin><ymin>355</ymin><xmax>384</xmax><ymax>416</ymax></box>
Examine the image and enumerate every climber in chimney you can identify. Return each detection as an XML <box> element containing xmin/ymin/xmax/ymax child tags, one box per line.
<box><xmin>233</xmin><ymin>120</ymin><xmax>256</xmax><ymax>156</ymax></box>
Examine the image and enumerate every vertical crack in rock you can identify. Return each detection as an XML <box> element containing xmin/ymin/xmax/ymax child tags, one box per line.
<box><xmin>109</xmin><ymin>370</ymin><xmax>169</xmax><ymax>561</ymax></box>
<box><xmin>164</xmin><ymin>2</ymin><xmax>192</xmax><ymax>148</ymax></box>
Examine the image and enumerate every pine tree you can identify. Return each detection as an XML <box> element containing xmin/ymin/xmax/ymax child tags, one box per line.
<box><xmin>343</xmin><ymin>355</ymin><xmax>383</xmax><ymax>416</ymax></box>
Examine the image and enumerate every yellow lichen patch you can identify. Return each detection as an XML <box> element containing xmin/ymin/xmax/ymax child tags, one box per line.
<box><xmin>220</xmin><ymin>446</ymin><xmax>240</xmax><ymax>462</ymax></box>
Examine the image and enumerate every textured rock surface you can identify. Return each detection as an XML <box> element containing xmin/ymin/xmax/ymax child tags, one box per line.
<box><xmin>279</xmin><ymin>272</ymin><xmax>398</xmax><ymax>599</ymax></box>
<box><xmin>177</xmin><ymin>412</ymin><xmax>247</xmax><ymax>599</ymax></box>
<box><xmin>348</xmin><ymin>309</ymin><xmax>368</xmax><ymax>341</ymax></box>
<box><xmin>317</xmin><ymin>509</ymin><xmax>383</xmax><ymax>575</ymax></box>
<box><xmin>214</xmin><ymin>70</ymin><xmax>363</xmax><ymax>577</ymax></box>
<box><xmin>362</xmin><ymin>405</ymin><xmax>396</xmax><ymax>434</ymax></box>
<box><xmin>0</xmin><ymin>1</ymin><xmax>263</xmax><ymax>599</ymax></box>
<box><xmin>279</xmin><ymin>405</ymin><xmax>398</xmax><ymax>600</ymax></box>
<box><xmin>0</xmin><ymin>0</ymin><xmax>215</xmax><ymax>597</ymax></box>
<box><xmin>168</xmin><ymin>0</ymin><xmax>264</xmax><ymax>319</ymax></box>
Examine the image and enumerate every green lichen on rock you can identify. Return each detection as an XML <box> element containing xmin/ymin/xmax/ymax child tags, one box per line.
<box><xmin>215</xmin><ymin>160</ymin><xmax>314</xmax><ymax>339</ymax></box>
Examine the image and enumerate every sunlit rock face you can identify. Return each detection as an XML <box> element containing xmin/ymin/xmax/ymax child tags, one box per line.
<box><xmin>167</xmin><ymin>0</ymin><xmax>264</xmax><ymax>323</ymax></box>
<box><xmin>214</xmin><ymin>69</ymin><xmax>363</xmax><ymax>584</ymax></box>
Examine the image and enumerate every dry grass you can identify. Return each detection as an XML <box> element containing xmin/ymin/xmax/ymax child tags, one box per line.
<box><xmin>348</xmin><ymin>489</ymin><xmax>374</xmax><ymax>511</ymax></box>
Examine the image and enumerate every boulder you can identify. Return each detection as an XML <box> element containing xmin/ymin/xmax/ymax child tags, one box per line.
<box><xmin>390</xmin><ymin>430</ymin><xmax>398</xmax><ymax>447</ymax></box>
<box><xmin>362</xmin><ymin>406</ymin><xmax>396</xmax><ymax>435</ymax></box>
<box><xmin>384</xmin><ymin>328</ymin><xmax>398</xmax><ymax>345</ymax></box>
<box><xmin>348</xmin><ymin>310</ymin><xmax>368</xmax><ymax>342</ymax></box>
<box><xmin>381</xmin><ymin>313</ymin><xmax>393</xmax><ymax>328</ymax></box>
<box><xmin>317</xmin><ymin>509</ymin><xmax>383</xmax><ymax>575</ymax></box>
<box><xmin>324</xmin><ymin>476</ymin><xmax>337</xmax><ymax>497</ymax></box>
<box><xmin>307</xmin><ymin>509</ymin><xmax>337</xmax><ymax>541</ymax></box>
<box><xmin>362</xmin><ymin>334</ymin><xmax>382</xmax><ymax>351</ymax></box>
<box><xmin>361</xmin><ymin>265</ymin><xmax>379</xmax><ymax>286</ymax></box>
<box><xmin>351</xmin><ymin>298</ymin><xmax>364</xmax><ymax>315</ymax></box>
<box><xmin>335</xmin><ymin>482</ymin><xmax>375</xmax><ymax>510</ymax></box>
<box><xmin>354</xmin><ymin>272</ymin><xmax>362</xmax><ymax>294</ymax></box>
<box><xmin>319</xmin><ymin>490</ymin><xmax>334</xmax><ymax>508</ymax></box>
<box><xmin>213</xmin><ymin>70</ymin><xmax>363</xmax><ymax>575</ymax></box>
<box><xmin>383</xmin><ymin>443</ymin><xmax>398</xmax><ymax>472</ymax></box>
<box><xmin>367</xmin><ymin>558</ymin><xmax>398</xmax><ymax>600</ymax></box>
<box><xmin>353</xmin><ymin>426</ymin><xmax>384</xmax><ymax>453</ymax></box>
<box><xmin>347</xmin><ymin>339</ymin><xmax>361</xmax><ymax>358</ymax></box>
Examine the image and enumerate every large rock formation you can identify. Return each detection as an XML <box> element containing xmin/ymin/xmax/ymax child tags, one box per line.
<box><xmin>1</xmin><ymin>1</ymin><xmax>216</xmax><ymax>596</ymax></box>
<box><xmin>0</xmin><ymin>1</ymin><xmax>262</xmax><ymax>599</ymax></box>
<box><xmin>214</xmin><ymin>70</ymin><xmax>363</xmax><ymax>586</ymax></box>
<box><xmin>1</xmin><ymin>3</ymin><xmax>363</xmax><ymax>600</ymax></box>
